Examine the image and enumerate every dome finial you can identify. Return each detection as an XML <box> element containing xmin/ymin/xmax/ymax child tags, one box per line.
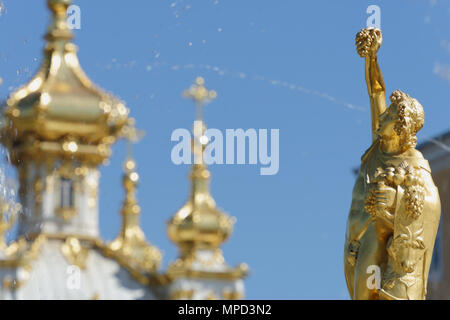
<box><xmin>183</xmin><ymin>77</ymin><xmax>216</xmax><ymax>165</ymax></box>
<box><xmin>46</xmin><ymin>0</ymin><xmax>73</xmax><ymax>43</ymax></box>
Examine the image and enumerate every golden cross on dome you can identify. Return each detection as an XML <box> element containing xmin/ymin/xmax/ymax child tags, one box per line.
<box><xmin>183</xmin><ymin>77</ymin><xmax>217</xmax><ymax>164</ymax></box>
<box><xmin>183</xmin><ymin>77</ymin><xmax>217</xmax><ymax>121</ymax></box>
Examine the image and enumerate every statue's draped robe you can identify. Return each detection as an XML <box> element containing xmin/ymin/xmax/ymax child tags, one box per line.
<box><xmin>344</xmin><ymin>139</ymin><xmax>440</xmax><ymax>300</ymax></box>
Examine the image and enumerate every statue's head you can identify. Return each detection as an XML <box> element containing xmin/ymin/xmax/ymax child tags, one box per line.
<box><xmin>376</xmin><ymin>90</ymin><xmax>424</xmax><ymax>151</ymax></box>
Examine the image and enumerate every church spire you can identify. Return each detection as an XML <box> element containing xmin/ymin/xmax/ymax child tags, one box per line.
<box><xmin>104</xmin><ymin>121</ymin><xmax>162</xmax><ymax>278</ymax></box>
<box><xmin>168</xmin><ymin>77</ymin><xmax>232</xmax><ymax>255</ymax></box>
<box><xmin>166</xmin><ymin>78</ymin><xmax>247</xmax><ymax>300</ymax></box>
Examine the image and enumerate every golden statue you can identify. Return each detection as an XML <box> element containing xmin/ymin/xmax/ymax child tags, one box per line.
<box><xmin>344</xmin><ymin>28</ymin><xmax>441</xmax><ymax>300</ymax></box>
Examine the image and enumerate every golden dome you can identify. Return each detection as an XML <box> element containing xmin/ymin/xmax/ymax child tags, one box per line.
<box><xmin>1</xmin><ymin>0</ymin><xmax>129</xmax><ymax>165</ymax></box>
<box><xmin>168</xmin><ymin>163</ymin><xmax>234</xmax><ymax>252</ymax></box>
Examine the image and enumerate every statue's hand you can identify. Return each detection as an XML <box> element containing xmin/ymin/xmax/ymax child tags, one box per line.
<box><xmin>355</xmin><ymin>27</ymin><xmax>382</xmax><ymax>58</ymax></box>
<box><xmin>374</xmin><ymin>183</ymin><xmax>396</xmax><ymax>214</ymax></box>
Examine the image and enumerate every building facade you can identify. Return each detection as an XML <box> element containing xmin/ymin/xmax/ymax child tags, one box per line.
<box><xmin>420</xmin><ymin>132</ymin><xmax>450</xmax><ymax>299</ymax></box>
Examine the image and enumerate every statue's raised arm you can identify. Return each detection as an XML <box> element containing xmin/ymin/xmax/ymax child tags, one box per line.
<box><xmin>356</xmin><ymin>28</ymin><xmax>386</xmax><ymax>141</ymax></box>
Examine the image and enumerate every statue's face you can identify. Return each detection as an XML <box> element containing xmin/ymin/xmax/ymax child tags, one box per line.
<box><xmin>397</xmin><ymin>246</ymin><xmax>416</xmax><ymax>273</ymax></box>
<box><xmin>397</xmin><ymin>244</ymin><xmax>425</xmax><ymax>273</ymax></box>
<box><xmin>393</xmin><ymin>234</ymin><xmax>425</xmax><ymax>273</ymax></box>
<box><xmin>376</xmin><ymin>104</ymin><xmax>400</xmax><ymax>138</ymax></box>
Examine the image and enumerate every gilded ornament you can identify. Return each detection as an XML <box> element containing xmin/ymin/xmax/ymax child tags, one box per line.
<box><xmin>222</xmin><ymin>289</ymin><xmax>244</xmax><ymax>300</ymax></box>
<box><xmin>61</xmin><ymin>236</ymin><xmax>89</xmax><ymax>269</ymax></box>
<box><xmin>169</xmin><ymin>289</ymin><xmax>194</xmax><ymax>300</ymax></box>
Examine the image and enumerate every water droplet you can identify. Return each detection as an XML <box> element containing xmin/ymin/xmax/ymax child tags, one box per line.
<box><xmin>218</xmin><ymin>27</ymin><xmax>222</xmax><ymax>32</ymax></box>
<box><xmin>150</xmin><ymin>50</ymin><xmax>160</xmax><ymax>59</ymax></box>
<box><xmin>0</xmin><ymin>1</ymin><xmax>7</xmax><ymax>17</ymax></box>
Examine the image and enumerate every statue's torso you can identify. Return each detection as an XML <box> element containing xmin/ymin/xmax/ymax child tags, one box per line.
<box><xmin>345</xmin><ymin>140</ymin><xmax>441</xmax><ymax>300</ymax></box>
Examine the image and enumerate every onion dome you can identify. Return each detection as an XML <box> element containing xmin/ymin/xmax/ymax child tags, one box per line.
<box><xmin>0</xmin><ymin>0</ymin><xmax>129</xmax><ymax>165</ymax></box>
<box><xmin>168</xmin><ymin>162</ymin><xmax>234</xmax><ymax>253</ymax></box>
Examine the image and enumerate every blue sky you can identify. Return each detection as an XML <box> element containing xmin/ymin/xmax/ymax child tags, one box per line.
<box><xmin>0</xmin><ymin>0</ymin><xmax>449</xmax><ymax>299</ymax></box>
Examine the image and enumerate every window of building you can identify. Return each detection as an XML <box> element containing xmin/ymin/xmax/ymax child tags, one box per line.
<box><xmin>56</xmin><ymin>177</ymin><xmax>77</xmax><ymax>221</ymax></box>
<box><xmin>60</xmin><ymin>177</ymin><xmax>74</xmax><ymax>208</ymax></box>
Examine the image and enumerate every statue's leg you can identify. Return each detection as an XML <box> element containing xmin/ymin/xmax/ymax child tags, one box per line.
<box><xmin>353</xmin><ymin>224</ymin><xmax>387</xmax><ymax>300</ymax></box>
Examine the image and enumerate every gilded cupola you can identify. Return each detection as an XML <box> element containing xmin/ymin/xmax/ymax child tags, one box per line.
<box><xmin>0</xmin><ymin>0</ymin><xmax>129</xmax><ymax>165</ymax></box>
<box><xmin>167</xmin><ymin>77</ymin><xmax>234</xmax><ymax>255</ymax></box>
